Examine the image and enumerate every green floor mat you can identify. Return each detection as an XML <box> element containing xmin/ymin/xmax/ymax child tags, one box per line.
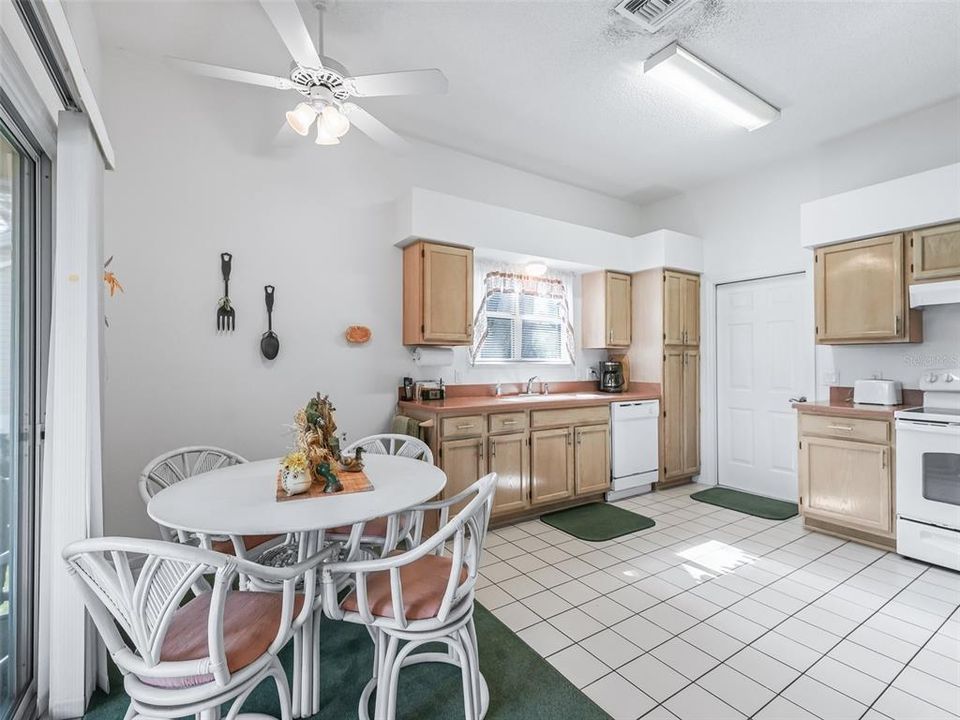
<box><xmin>83</xmin><ymin>603</ymin><xmax>609</xmax><ymax>720</ymax></box>
<box><xmin>541</xmin><ymin>502</ymin><xmax>655</xmax><ymax>541</ymax></box>
<box><xmin>691</xmin><ymin>486</ymin><xmax>798</xmax><ymax>520</ymax></box>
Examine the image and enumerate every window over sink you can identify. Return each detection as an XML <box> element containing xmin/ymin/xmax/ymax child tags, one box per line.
<box><xmin>471</xmin><ymin>268</ymin><xmax>574</xmax><ymax>364</ymax></box>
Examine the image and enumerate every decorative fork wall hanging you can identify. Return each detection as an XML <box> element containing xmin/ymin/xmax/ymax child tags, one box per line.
<box><xmin>217</xmin><ymin>252</ymin><xmax>236</xmax><ymax>331</ymax></box>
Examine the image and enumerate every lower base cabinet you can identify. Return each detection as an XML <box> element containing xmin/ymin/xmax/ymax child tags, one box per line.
<box><xmin>530</xmin><ymin>427</ymin><xmax>574</xmax><ymax>505</ymax></box>
<box><xmin>488</xmin><ymin>432</ymin><xmax>529</xmax><ymax>515</ymax></box>
<box><xmin>575</xmin><ymin>424</ymin><xmax>610</xmax><ymax>495</ymax></box>
<box><xmin>800</xmin><ymin>435</ymin><xmax>893</xmax><ymax>535</ymax></box>
<box><xmin>440</xmin><ymin>437</ymin><xmax>484</xmax><ymax>515</ymax></box>
<box><xmin>427</xmin><ymin>404</ymin><xmax>613</xmax><ymax>521</ymax></box>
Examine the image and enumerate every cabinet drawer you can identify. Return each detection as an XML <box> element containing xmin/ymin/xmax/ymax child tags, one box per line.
<box><xmin>799</xmin><ymin>413</ymin><xmax>890</xmax><ymax>444</ymax></box>
<box><xmin>489</xmin><ymin>411</ymin><xmax>527</xmax><ymax>434</ymax></box>
<box><xmin>441</xmin><ymin>415</ymin><xmax>484</xmax><ymax>438</ymax></box>
<box><xmin>530</xmin><ymin>405</ymin><xmax>609</xmax><ymax>429</ymax></box>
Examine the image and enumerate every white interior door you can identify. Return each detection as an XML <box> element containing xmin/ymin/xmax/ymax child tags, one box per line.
<box><xmin>717</xmin><ymin>274</ymin><xmax>809</xmax><ymax>501</ymax></box>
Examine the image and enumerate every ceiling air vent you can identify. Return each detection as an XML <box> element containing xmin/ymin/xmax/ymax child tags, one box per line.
<box><xmin>614</xmin><ymin>0</ymin><xmax>696</xmax><ymax>32</ymax></box>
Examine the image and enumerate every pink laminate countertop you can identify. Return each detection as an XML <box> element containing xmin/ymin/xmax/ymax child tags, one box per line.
<box><xmin>399</xmin><ymin>386</ymin><xmax>660</xmax><ymax>415</ymax></box>
<box><xmin>791</xmin><ymin>399</ymin><xmax>915</xmax><ymax>420</ymax></box>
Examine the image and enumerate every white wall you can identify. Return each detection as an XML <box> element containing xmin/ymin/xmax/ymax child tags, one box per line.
<box><xmin>99</xmin><ymin>51</ymin><xmax>648</xmax><ymax>538</ymax></box>
<box><xmin>635</xmin><ymin>96</ymin><xmax>960</xmax><ymax>486</ymax></box>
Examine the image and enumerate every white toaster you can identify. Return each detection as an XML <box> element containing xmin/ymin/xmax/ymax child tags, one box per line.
<box><xmin>853</xmin><ymin>379</ymin><xmax>902</xmax><ymax>405</ymax></box>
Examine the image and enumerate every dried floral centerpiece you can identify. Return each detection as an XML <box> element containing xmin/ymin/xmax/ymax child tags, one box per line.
<box><xmin>276</xmin><ymin>393</ymin><xmax>372</xmax><ymax>501</ymax></box>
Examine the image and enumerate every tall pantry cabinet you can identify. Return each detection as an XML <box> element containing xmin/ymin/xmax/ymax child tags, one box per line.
<box><xmin>627</xmin><ymin>269</ymin><xmax>701</xmax><ymax>486</ymax></box>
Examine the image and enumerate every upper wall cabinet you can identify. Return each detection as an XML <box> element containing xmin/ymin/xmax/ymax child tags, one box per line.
<box><xmin>403</xmin><ymin>241</ymin><xmax>474</xmax><ymax>346</ymax></box>
<box><xmin>663</xmin><ymin>271</ymin><xmax>700</xmax><ymax>346</ymax></box>
<box><xmin>911</xmin><ymin>222</ymin><xmax>960</xmax><ymax>283</ymax></box>
<box><xmin>815</xmin><ymin>233</ymin><xmax>922</xmax><ymax>345</ymax></box>
<box><xmin>582</xmin><ymin>271</ymin><xmax>632</xmax><ymax>348</ymax></box>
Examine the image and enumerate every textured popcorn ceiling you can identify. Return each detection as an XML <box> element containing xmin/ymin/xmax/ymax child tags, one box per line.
<box><xmin>94</xmin><ymin>0</ymin><xmax>960</xmax><ymax>204</ymax></box>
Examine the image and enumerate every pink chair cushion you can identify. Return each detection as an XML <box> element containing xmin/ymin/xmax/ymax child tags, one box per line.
<box><xmin>210</xmin><ymin>534</ymin><xmax>280</xmax><ymax>555</ymax></box>
<box><xmin>341</xmin><ymin>554</ymin><xmax>467</xmax><ymax>620</ymax></box>
<box><xmin>329</xmin><ymin>516</ymin><xmax>389</xmax><ymax>538</ymax></box>
<box><xmin>140</xmin><ymin>591</ymin><xmax>303</xmax><ymax>688</ymax></box>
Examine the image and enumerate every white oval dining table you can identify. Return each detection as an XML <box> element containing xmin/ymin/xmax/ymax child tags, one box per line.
<box><xmin>147</xmin><ymin>453</ymin><xmax>447</xmax><ymax>719</ymax></box>
<box><xmin>148</xmin><ymin>453</ymin><xmax>447</xmax><ymax>535</ymax></box>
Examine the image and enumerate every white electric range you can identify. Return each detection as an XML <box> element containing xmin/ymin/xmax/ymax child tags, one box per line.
<box><xmin>895</xmin><ymin>368</ymin><xmax>960</xmax><ymax>570</ymax></box>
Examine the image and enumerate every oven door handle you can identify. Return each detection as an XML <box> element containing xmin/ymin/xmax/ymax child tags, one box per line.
<box><xmin>896</xmin><ymin>421</ymin><xmax>960</xmax><ymax>436</ymax></box>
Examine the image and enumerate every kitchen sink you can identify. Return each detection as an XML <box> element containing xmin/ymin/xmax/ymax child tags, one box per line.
<box><xmin>498</xmin><ymin>392</ymin><xmax>607</xmax><ymax>402</ymax></box>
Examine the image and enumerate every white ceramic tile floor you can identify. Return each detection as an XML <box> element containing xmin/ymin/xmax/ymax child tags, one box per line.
<box><xmin>476</xmin><ymin>483</ymin><xmax>960</xmax><ymax>720</ymax></box>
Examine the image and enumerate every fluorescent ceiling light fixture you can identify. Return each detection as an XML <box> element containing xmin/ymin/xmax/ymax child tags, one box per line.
<box><xmin>642</xmin><ymin>42</ymin><xmax>780</xmax><ymax>131</ymax></box>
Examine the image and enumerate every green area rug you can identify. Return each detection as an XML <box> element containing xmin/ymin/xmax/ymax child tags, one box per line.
<box><xmin>84</xmin><ymin>603</ymin><xmax>609</xmax><ymax>720</ymax></box>
<box><xmin>691</xmin><ymin>487</ymin><xmax>798</xmax><ymax>520</ymax></box>
<box><xmin>541</xmin><ymin>502</ymin><xmax>655</xmax><ymax>541</ymax></box>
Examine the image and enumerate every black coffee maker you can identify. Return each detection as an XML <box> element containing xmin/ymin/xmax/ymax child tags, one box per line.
<box><xmin>598</xmin><ymin>361</ymin><xmax>625</xmax><ymax>393</ymax></box>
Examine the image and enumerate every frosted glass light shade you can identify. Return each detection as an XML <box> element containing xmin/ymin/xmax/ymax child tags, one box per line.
<box><xmin>320</xmin><ymin>106</ymin><xmax>351</xmax><ymax>138</ymax></box>
<box><xmin>286</xmin><ymin>103</ymin><xmax>317</xmax><ymax>136</ymax></box>
<box><xmin>315</xmin><ymin>123</ymin><xmax>340</xmax><ymax>145</ymax></box>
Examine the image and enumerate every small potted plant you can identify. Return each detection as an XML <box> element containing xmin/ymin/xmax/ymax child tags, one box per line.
<box><xmin>278</xmin><ymin>451</ymin><xmax>312</xmax><ymax>496</ymax></box>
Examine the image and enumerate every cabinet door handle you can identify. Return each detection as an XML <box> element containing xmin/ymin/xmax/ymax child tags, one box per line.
<box><xmin>502</xmin><ymin>420</ymin><xmax>518</xmax><ymax>426</ymax></box>
<box><xmin>457</xmin><ymin>423</ymin><xmax>476</xmax><ymax>430</ymax></box>
<box><xmin>567</xmin><ymin>431</ymin><xmax>572</xmax><ymax>446</ymax></box>
<box><xmin>491</xmin><ymin>441</ymin><xmax>496</xmax><ymax>458</ymax></box>
<box><xmin>608</xmin><ymin>329</ymin><xmax>613</xmax><ymax>343</ymax></box>
<box><xmin>881</xmin><ymin>449</ymin><xmax>886</xmax><ymax>469</ymax></box>
<box><xmin>895</xmin><ymin>315</ymin><xmax>901</xmax><ymax>335</ymax></box>
<box><xmin>827</xmin><ymin>424</ymin><xmax>854</xmax><ymax>432</ymax></box>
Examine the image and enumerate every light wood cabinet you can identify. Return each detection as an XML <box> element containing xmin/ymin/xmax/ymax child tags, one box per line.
<box><xmin>814</xmin><ymin>234</ymin><xmax>921</xmax><ymax>345</ymax></box>
<box><xmin>911</xmin><ymin>222</ymin><xmax>960</xmax><ymax>282</ymax></box>
<box><xmin>410</xmin><ymin>402</ymin><xmax>610</xmax><ymax>522</ymax></box>
<box><xmin>530</xmin><ymin>427</ymin><xmax>574</xmax><ymax>505</ymax></box>
<box><xmin>800</xmin><ymin>436</ymin><xmax>892</xmax><ymax>536</ymax></box>
<box><xmin>662</xmin><ymin>349</ymin><xmax>699</xmax><ymax>480</ymax></box>
<box><xmin>403</xmin><ymin>241</ymin><xmax>474</xmax><ymax>346</ymax></box>
<box><xmin>681</xmin><ymin>350</ymin><xmax>700</xmax><ymax>476</ymax></box>
<box><xmin>796</xmin><ymin>410</ymin><xmax>896</xmax><ymax>549</ymax></box>
<box><xmin>582</xmin><ymin>271</ymin><xmax>632</xmax><ymax>348</ymax></box>
<box><xmin>664</xmin><ymin>271</ymin><xmax>700</xmax><ymax>346</ymax></box>
<box><xmin>439</xmin><ymin>437</ymin><xmax>484</xmax><ymax>514</ymax></box>
<box><xmin>488</xmin><ymin>432</ymin><xmax>529</xmax><ymax>515</ymax></box>
<box><xmin>574</xmin><ymin>424</ymin><xmax>610</xmax><ymax>495</ymax></box>
<box><xmin>628</xmin><ymin>268</ymin><xmax>701</xmax><ymax>487</ymax></box>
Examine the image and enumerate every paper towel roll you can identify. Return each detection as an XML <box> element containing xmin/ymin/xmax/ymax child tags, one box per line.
<box><xmin>411</xmin><ymin>347</ymin><xmax>455</xmax><ymax>367</ymax></box>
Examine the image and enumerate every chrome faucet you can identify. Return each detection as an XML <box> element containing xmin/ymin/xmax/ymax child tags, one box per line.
<box><xmin>526</xmin><ymin>375</ymin><xmax>540</xmax><ymax>395</ymax></box>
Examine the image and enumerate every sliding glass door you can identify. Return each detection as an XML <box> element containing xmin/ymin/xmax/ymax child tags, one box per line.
<box><xmin>0</xmin><ymin>113</ymin><xmax>42</xmax><ymax>720</ymax></box>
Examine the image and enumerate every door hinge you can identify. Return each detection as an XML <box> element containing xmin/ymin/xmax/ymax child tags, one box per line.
<box><xmin>910</xmin><ymin>237</ymin><xmax>914</xmax><ymax>247</ymax></box>
<box><xmin>815</xmin><ymin>325</ymin><xmax>819</xmax><ymax>335</ymax></box>
<box><xmin>421</xmin><ymin>324</ymin><xmax>425</xmax><ymax>333</ymax></box>
<box><xmin>910</xmin><ymin>263</ymin><xmax>914</xmax><ymax>273</ymax></box>
<box><xmin>798</xmin><ymin>440</ymin><xmax>802</xmax><ymax>450</ymax></box>
<box><xmin>421</xmin><ymin>247</ymin><xmax>425</xmax><ymax>258</ymax></box>
<box><xmin>663</xmin><ymin>410</ymin><xmax>667</xmax><ymax>418</ymax></box>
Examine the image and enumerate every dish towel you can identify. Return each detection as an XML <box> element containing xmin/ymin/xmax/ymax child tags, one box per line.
<box><xmin>391</xmin><ymin>415</ymin><xmax>424</xmax><ymax>440</ymax></box>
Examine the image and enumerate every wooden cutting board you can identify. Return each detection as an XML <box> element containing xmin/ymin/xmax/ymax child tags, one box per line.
<box><xmin>276</xmin><ymin>469</ymin><xmax>373</xmax><ymax>502</ymax></box>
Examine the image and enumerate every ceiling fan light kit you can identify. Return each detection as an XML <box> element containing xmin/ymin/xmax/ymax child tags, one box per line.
<box><xmin>643</xmin><ymin>42</ymin><xmax>780</xmax><ymax>131</ymax></box>
<box><xmin>169</xmin><ymin>0</ymin><xmax>448</xmax><ymax>152</ymax></box>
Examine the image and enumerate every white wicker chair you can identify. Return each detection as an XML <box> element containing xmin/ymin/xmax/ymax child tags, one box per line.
<box><xmin>321</xmin><ymin>473</ymin><xmax>496</xmax><ymax>720</ymax></box>
<box><xmin>139</xmin><ymin>446</ymin><xmax>283</xmax><ymax>561</ymax></box>
<box><xmin>62</xmin><ymin>536</ymin><xmax>339</xmax><ymax>720</ymax></box>
<box><xmin>328</xmin><ymin>434</ymin><xmax>435</xmax><ymax>557</ymax></box>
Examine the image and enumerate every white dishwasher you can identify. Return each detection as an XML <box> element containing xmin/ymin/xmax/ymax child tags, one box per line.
<box><xmin>608</xmin><ymin>400</ymin><xmax>660</xmax><ymax>502</ymax></box>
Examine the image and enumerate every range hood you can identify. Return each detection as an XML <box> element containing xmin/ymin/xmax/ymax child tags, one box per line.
<box><xmin>910</xmin><ymin>280</ymin><xmax>960</xmax><ymax>308</ymax></box>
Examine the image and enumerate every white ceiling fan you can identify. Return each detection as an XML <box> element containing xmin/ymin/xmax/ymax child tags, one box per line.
<box><xmin>167</xmin><ymin>0</ymin><xmax>448</xmax><ymax>152</ymax></box>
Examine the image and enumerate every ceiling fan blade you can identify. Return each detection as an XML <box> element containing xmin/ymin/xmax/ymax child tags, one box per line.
<box><xmin>343</xmin><ymin>104</ymin><xmax>411</xmax><ymax>154</ymax></box>
<box><xmin>259</xmin><ymin>0</ymin><xmax>323</xmax><ymax>69</ymax></box>
<box><xmin>346</xmin><ymin>69</ymin><xmax>448</xmax><ymax>97</ymax></box>
<box><xmin>166</xmin><ymin>57</ymin><xmax>298</xmax><ymax>90</ymax></box>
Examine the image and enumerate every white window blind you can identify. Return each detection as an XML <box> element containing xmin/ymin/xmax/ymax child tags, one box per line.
<box><xmin>472</xmin><ymin>269</ymin><xmax>574</xmax><ymax>364</ymax></box>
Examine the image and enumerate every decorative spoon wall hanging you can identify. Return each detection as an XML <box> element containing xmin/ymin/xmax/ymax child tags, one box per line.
<box><xmin>216</xmin><ymin>252</ymin><xmax>235</xmax><ymax>331</ymax></box>
<box><xmin>261</xmin><ymin>285</ymin><xmax>280</xmax><ymax>359</ymax></box>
